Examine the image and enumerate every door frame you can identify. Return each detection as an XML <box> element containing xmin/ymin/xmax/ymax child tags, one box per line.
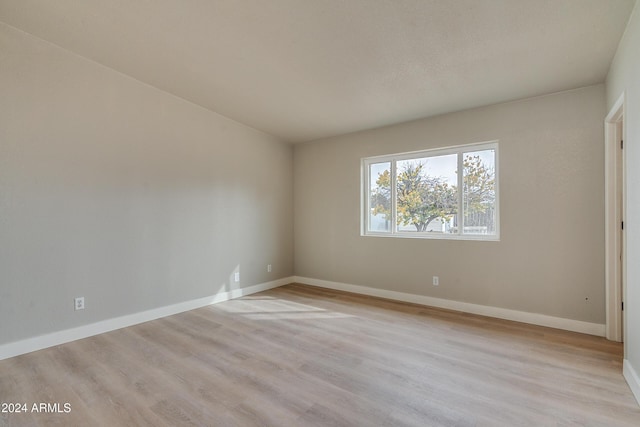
<box><xmin>605</xmin><ymin>93</ymin><xmax>625</xmax><ymax>342</ymax></box>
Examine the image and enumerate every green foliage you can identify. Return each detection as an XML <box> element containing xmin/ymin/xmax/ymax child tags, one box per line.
<box><xmin>396</xmin><ymin>163</ymin><xmax>457</xmax><ymax>231</ymax></box>
<box><xmin>371</xmin><ymin>169</ymin><xmax>391</xmax><ymax>220</ymax></box>
<box><xmin>463</xmin><ymin>155</ymin><xmax>495</xmax><ymax>217</ymax></box>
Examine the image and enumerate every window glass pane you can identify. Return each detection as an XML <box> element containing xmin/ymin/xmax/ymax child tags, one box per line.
<box><xmin>396</xmin><ymin>154</ymin><xmax>458</xmax><ymax>233</ymax></box>
<box><xmin>462</xmin><ymin>149</ymin><xmax>496</xmax><ymax>234</ymax></box>
<box><xmin>362</xmin><ymin>142</ymin><xmax>498</xmax><ymax>240</ymax></box>
<box><xmin>368</xmin><ymin>162</ymin><xmax>391</xmax><ymax>232</ymax></box>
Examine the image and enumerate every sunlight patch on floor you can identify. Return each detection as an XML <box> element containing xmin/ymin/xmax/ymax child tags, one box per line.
<box><xmin>245</xmin><ymin>311</ymin><xmax>353</xmax><ymax>320</ymax></box>
<box><xmin>217</xmin><ymin>298</ymin><xmax>353</xmax><ymax>320</ymax></box>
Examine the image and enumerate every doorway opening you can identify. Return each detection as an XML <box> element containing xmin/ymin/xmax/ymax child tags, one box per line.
<box><xmin>605</xmin><ymin>93</ymin><xmax>625</xmax><ymax>343</ymax></box>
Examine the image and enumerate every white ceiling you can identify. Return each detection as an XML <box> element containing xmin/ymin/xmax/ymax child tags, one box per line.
<box><xmin>0</xmin><ymin>0</ymin><xmax>636</xmax><ymax>143</ymax></box>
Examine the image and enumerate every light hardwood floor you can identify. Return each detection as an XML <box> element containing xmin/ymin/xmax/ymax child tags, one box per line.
<box><xmin>1</xmin><ymin>283</ymin><xmax>639</xmax><ymax>426</ymax></box>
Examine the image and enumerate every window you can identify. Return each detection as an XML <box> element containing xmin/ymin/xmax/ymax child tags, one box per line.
<box><xmin>362</xmin><ymin>141</ymin><xmax>498</xmax><ymax>240</ymax></box>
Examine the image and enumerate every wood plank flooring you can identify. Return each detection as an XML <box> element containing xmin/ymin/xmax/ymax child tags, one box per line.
<box><xmin>1</xmin><ymin>283</ymin><xmax>639</xmax><ymax>426</ymax></box>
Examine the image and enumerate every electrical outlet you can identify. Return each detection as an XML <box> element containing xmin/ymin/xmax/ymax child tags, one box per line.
<box><xmin>74</xmin><ymin>297</ymin><xmax>85</xmax><ymax>311</ymax></box>
<box><xmin>432</xmin><ymin>276</ymin><xmax>439</xmax><ymax>286</ymax></box>
<box><xmin>234</xmin><ymin>272</ymin><xmax>240</xmax><ymax>282</ymax></box>
<box><xmin>267</xmin><ymin>264</ymin><xmax>272</xmax><ymax>273</ymax></box>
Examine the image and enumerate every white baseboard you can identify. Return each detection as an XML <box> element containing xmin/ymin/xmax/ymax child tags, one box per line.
<box><xmin>624</xmin><ymin>360</ymin><xmax>640</xmax><ymax>405</ymax></box>
<box><xmin>0</xmin><ymin>277</ymin><xmax>293</xmax><ymax>361</ymax></box>
<box><xmin>293</xmin><ymin>276</ymin><xmax>606</xmax><ymax>337</ymax></box>
<box><xmin>1</xmin><ymin>275</ymin><xmax>607</xmax><ymax>361</ymax></box>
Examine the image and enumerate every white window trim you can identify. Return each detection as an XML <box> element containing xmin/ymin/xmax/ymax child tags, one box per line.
<box><xmin>361</xmin><ymin>141</ymin><xmax>500</xmax><ymax>241</ymax></box>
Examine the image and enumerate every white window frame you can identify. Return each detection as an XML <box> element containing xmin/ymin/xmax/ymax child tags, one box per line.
<box><xmin>361</xmin><ymin>141</ymin><xmax>499</xmax><ymax>241</ymax></box>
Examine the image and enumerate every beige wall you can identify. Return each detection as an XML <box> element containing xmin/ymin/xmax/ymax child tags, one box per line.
<box><xmin>0</xmin><ymin>23</ymin><xmax>293</xmax><ymax>345</ymax></box>
<box><xmin>607</xmin><ymin>2</ymin><xmax>640</xmax><ymax>378</ymax></box>
<box><xmin>295</xmin><ymin>85</ymin><xmax>606</xmax><ymax>324</ymax></box>
<box><xmin>0</xmin><ymin>10</ymin><xmax>622</xmax><ymax>353</ymax></box>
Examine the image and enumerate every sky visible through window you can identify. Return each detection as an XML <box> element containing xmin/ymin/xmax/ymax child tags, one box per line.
<box><xmin>370</xmin><ymin>149</ymin><xmax>494</xmax><ymax>188</ymax></box>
